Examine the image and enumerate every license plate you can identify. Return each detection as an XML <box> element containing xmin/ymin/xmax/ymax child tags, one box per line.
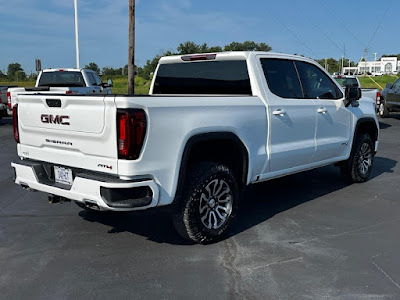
<box><xmin>54</xmin><ymin>166</ymin><xmax>73</xmax><ymax>186</ymax></box>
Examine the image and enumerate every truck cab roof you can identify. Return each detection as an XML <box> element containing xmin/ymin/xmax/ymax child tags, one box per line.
<box><xmin>158</xmin><ymin>51</ymin><xmax>318</xmax><ymax>65</ymax></box>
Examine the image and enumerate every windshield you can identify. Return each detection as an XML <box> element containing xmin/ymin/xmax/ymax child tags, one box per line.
<box><xmin>153</xmin><ymin>60</ymin><xmax>252</xmax><ymax>95</ymax></box>
<box><xmin>38</xmin><ymin>71</ymin><xmax>86</xmax><ymax>87</ymax></box>
<box><xmin>334</xmin><ymin>77</ymin><xmax>359</xmax><ymax>87</ymax></box>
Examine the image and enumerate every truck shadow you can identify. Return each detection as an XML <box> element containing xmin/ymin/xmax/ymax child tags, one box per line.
<box><xmin>0</xmin><ymin>117</ymin><xmax>12</xmax><ymax>126</ymax></box>
<box><xmin>78</xmin><ymin>156</ymin><xmax>397</xmax><ymax>245</ymax></box>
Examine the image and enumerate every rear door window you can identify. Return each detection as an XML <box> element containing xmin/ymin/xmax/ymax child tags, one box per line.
<box><xmin>260</xmin><ymin>59</ymin><xmax>303</xmax><ymax>99</ymax></box>
<box><xmin>153</xmin><ymin>61</ymin><xmax>252</xmax><ymax>95</ymax></box>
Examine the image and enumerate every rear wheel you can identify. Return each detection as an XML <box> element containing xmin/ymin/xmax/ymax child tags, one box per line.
<box><xmin>172</xmin><ymin>162</ymin><xmax>239</xmax><ymax>244</ymax></box>
<box><xmin>340</xmin><ymin>133</ymin><xmax>374</xmax><ymax>183</ymax></box>
<box><xmin>378</xmin><ymin>99</ymin><xmax>390</xmax><ymax>118</ymax></box>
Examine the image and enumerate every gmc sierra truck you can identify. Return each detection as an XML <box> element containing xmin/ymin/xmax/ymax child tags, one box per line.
<box><xmin>7</xmin><ymin>68</ymin><xmax>113</xmax><ymax>111</ymax></box>
<box><xmin>11</xmin><ymin>52</ymin><xmax>379</xmax><ymax>244</ymax></box>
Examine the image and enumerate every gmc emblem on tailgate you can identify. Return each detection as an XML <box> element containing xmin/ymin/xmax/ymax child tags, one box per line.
<box><xmin>41</xmin><ymin>114</ymin><xmax>70</xmax><ymax>125</ymax></box>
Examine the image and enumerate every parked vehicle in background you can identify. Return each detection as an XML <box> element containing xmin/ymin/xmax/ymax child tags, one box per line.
<box><xmin>378</xmin><ymin>78</ymin><xmax>400</xmax><ymax>117</ymax></box>
<box><xmin>0</xmin><ymin>85</ymin><xmax>17</xmax><ymax>119</ymax></box>
<box><xmin>12</xmin><ymin>52</ymin><xmax>379</xmax><ymax>244</ymax></box>
<box><xmin>7</xmin><ymin>69</ymin><xmax>113</xmax><ymax>110</ymax></box>
<box><xmin>372</xmin><ymin>72</ymin><xmax>383</xmax><ymax>76</ymax></box>
<box><xmin>333</xmin><ymin>75</ymin><xmax>380</xmax><ymax>109</ymax></box>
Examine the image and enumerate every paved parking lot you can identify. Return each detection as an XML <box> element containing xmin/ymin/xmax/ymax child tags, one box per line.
<box><xmin>1</xmin><ymin>115</ymin><xmax>400</xmax><ymax>299</ymax></box>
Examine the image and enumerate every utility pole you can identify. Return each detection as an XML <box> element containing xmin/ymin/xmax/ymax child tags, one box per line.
<box><xmin>128</xmin><ymin>0</ymin><xmax>135</xmax><ymax>95</ymax></box>
<box><xmin>74</xmin><ymin>0</ymin><xmax>80</xmax><ymax>69</ymax></box>
<box><xmin>363</xmin><ymin>48</ymin><xmax>369</xmax><ymax>75</ymax></box>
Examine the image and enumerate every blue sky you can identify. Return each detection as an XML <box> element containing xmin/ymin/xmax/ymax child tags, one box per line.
<box><xmin>0</xmin><ymin>0</ymin><xmax>398</xmax><ymax>74</ymax></box>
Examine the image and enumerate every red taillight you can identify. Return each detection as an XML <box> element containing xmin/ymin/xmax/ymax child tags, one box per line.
<box><xmin>7</xmin><ymin>91</ymin><xmax>11</xmax><ymax>109</ymax></box>
<box><xmin>117</xmin><ymin>109</ymin><xmax>147</xmax><ymax>160</ymax></box>
<box><xmin>376</xmin><ymin>91</ymin><xmax>381</xmax><ymax>103</ymax></box>
<box><xmin>66</xmin><ymin>91</ymin><xmax>73</xmax><ymax>94</ymax></box>
<box><xmin>13</xmin><ymin>104</ymin><xmax>19</xmax><ymax>143</ymax></box>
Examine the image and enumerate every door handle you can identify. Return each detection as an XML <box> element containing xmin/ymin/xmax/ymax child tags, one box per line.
<box><xmin>273</xmin><ymin>109</ymin><xmax>286</xmax><ymax>116</ymax></box>
<box><xmin>317</xmin><ymin>107</ymin><xmax>327</xmax><ymax>114</ymax></box>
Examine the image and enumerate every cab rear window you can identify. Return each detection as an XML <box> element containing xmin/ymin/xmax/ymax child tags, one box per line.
<box><xmin>38</xmin><ymin>71</ymin><xmax>86</xmax><ymax>87</ymax></box>
<box><xmin>334</xmin><ymin>77</ymin><xmax>359</xmax><ymax>87</ymax></box>
<box><xmin>153</xmin><ymin>61</ymin><xmax>252</xmax><ymax>95</ymax></box>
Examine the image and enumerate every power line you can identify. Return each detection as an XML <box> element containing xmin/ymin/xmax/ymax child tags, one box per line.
<box><xmin>367</xmin><ymin>0</ymin><xmax>393</xmax><ymax>49</ymax></box>
<box><xmin>292</xmin><ymin>2</ymin><xmax>344</xmax><ymax>56</ymax></box>
<box><xmin>262</xmin><ymin>7</ymin><xmax>320</xmax><ymax>58</ymax></box>
<box><xmin>319</xmin><ymin>2</ymin><xmax>367</xmax><ymax>49</ymax></box>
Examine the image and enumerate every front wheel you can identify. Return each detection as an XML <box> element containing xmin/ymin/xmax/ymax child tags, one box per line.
<box><xmin>172</xmin><ymin>162</ymin><xmax>239</xmax><ymax>244</ymax></box>
<box><xmin>340</xmin><ymin>133</ymin><xmax>374</xmax><ymax>183</ymax></box>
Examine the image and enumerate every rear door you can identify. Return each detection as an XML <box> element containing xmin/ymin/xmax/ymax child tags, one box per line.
<box><xmin>295</xmin><ymin>61</ymin><xmax>352</xmax><ymax>162</ymax></box>
<box><xmin>17</xmin><ymin>94</ymin><xmax>118</xmax><ymax>174</ymax></box>
<box><xmin>258</xmin><ymin>57</ymin><xmax>316</xmax><ymax>172</ymax></box>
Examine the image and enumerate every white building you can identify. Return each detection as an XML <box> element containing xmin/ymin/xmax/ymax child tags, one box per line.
<box><xmin>343</xmin><ymin>56</ymin><xmax>400</xmax><ymax>74</ymax></box>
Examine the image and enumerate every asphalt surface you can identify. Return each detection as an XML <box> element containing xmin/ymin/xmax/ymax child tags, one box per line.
<box><xmin>1</xmin><ymin>115</ymin><xmax>400</xmax><ymax>299</ymax></box>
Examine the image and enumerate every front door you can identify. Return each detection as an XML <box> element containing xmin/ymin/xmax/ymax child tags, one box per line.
<box><xmin>295</xmin><ymin>61</ymin><xmax>352</xmax><ymax>162</ymax></box>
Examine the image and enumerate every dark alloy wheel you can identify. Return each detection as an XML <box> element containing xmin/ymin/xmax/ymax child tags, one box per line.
<box><xmin>172</xmin><ymin>162</ymin><xmax>239</xmax><ymax>244</ymax></box>
<box><xmin>340</xmin><ymin>133</ymin><xmax>375</xmax><ymax>183</ymax></box>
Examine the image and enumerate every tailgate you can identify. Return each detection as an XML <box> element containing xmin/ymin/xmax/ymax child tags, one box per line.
<box><xmin>17</xmin><ymin>94</ymin><xmax>119</xmax><ymax>175</ymax></box>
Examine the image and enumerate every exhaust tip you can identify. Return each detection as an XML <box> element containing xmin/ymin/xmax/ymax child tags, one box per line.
<box><xmin>84</xmin><ymin>200</ymin><xmax>101</xmax><ymax>211</ymax></box>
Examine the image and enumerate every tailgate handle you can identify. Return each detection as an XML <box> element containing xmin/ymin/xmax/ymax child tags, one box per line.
<box><xmin>46</xmin><ymin>99</ymin><xmax>61</xmax><ymax>108</ymax></box>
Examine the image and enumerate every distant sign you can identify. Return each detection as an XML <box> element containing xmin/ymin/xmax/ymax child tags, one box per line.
<box><xmin>35</xmin><ymin>59</ymin><xmax>42</xmax><ymax>72</ymax></box>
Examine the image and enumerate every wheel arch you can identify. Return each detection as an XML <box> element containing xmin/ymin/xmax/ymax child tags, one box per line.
<box><xmin>174</xmin><ymin>132</ymin><xmax>249</xmax><ymax>203</ymax></box>
<box><xmin>354</xmin><ymin>117</ymin><xmax>379</xmax><ymax>145</ymax></box>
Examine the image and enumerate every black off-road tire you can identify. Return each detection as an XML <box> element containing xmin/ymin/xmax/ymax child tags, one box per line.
<box><xmin>172</xmin><ymin>162</ymin><xmax>239</xmax><ymax>244</ymax></box>
<box><xmin>340</xmin><ymin>133</ymin><xmax>374</xmax><ymax>183</ymax></box>
<box><xmin>378</xmin><ymin>99</ymin><xmax>390</xmax><ymax>118</ymax></box>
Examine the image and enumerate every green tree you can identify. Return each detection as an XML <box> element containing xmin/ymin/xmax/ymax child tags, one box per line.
<box><xmin>177</xmin><ymin>41</ymin><xmax>203</xmax><ymax>54</ymax></box>
<box><xmin>0</xmin><ymin>70</ymin><xmax>6</xmax><ymax>80</ymax></box>
<box><xmin>224</xmin><ymin>41</ymin><xmax>272</xmax><ymax>52</ymax></box>
<box><xmin>7</xmin><ymin>63</ymin><xmax>26</xmax><ymax>81</ymax></box>
<box><xmin>139</xmin><ymin>50</ymin><xmax>175</xmax><ymax>80</ymax></box>
<box><xmin>316</xmin><ymin>58</ymin><xmax>341</xmax><ymax>74</ymax></box>
<box><xmin>176</xmin><ymin>42</ymin><xmax>223</xmax><ymax>54</ymax></box>
<box><xmin>85</xmin><ymin>62</ymin><xmax>100</xmax><ymax>74</ymax></box>
<box><xmin>102</xmin><ymin>67</ymin><xmax>120</xmax><ymax>76</ymax></box>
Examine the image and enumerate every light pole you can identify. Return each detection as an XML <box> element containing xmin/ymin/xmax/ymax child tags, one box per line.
<box><xmin>74</xmin><ymin>0</ymin><xmax>80</xmax><ymax>69</ymax></box>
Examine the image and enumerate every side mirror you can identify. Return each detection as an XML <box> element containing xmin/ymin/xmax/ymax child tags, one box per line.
<box><xmin>344</xmin><ymin>87</ymin><xmax>361</xmax><ymax>107</ymax></box>
<box><xmin>386</xmin><ymin>83</ymin><xmax>393</xmax><ymax>89</ymax></box>
<box><xmin>107</xmin><ymin>79</ymin><xmax>113</xmax><ymax>88</ymax></box>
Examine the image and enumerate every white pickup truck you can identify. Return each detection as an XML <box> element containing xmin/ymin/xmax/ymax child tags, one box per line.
<box><xmin>11</xmin><ymin>52</ymin><xmax>379</xmax><ymax>244</ymax></box>
<box><xmin>7</xmin><ymin>68</ymin><xmax>113</xmax><ymax>113</ymax></box>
